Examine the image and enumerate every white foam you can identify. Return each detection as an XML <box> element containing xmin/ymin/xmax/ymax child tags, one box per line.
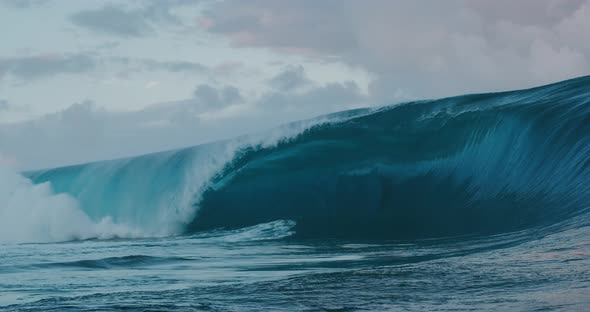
<box><xmin>0</xmin><ymin>166</ymin><xmax>142</xmax><ymax>244</ymax></box>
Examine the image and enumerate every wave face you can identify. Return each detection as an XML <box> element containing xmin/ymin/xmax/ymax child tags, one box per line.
<box><xmin>25</xmin><ymin>76</ymin><xmax>590</xmax><ymax>241</ymax></box>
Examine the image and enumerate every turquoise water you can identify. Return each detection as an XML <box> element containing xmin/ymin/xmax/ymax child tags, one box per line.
<box><xmin>2</xmin><ymin>76</ymin><xmax>590</xmax><ymax>311</ymax></box>
<box><xmin>1</xmin><ymin>221</ymin><xmax>588</xmax><ymax>311</ymax></box>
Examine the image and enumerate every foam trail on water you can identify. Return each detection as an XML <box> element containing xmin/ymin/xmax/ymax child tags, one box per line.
<box><xmin>189</xmin><ymin>220</ymin><xmax>297</xmax><ymax>243</ymax></box>
<box><xmin>0</xmin><ymin>166</ymin><xmax>142</xmax><ymax>244</ymax></box>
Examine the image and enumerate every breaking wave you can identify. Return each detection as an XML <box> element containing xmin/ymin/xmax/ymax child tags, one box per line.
<box><xmin>9</xmin><ymin>75</ymin><xmax>590</xmax><ymax>243</ymax></box>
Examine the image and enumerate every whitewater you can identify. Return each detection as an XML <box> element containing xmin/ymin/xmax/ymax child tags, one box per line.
<box><xmin>1</xmin><ymin>76</ymin><xmax>590</xmax><ymax>311</ymax></box>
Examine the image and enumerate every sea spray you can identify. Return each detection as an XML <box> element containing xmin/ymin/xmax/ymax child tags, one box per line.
<box><xmin>0</xmin><ymin>166</ymin><xmax>141</xmax><ymax>243</ymax></box>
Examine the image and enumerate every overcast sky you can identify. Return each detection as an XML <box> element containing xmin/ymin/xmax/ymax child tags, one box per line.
<box><xmin>1</xmin><ymin>0</ymin><xmax>589</xmax><ymax>169</ymax></box>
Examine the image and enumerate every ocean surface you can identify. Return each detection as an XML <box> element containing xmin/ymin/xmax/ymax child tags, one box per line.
<box><xmin>2</xmin><ymin>76</ymin><xmax>590</xmax><ymax>311</ymax></box>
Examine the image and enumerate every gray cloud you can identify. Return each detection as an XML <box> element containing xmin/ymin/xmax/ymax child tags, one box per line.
<box><xmin>0</xmin><ymin>99</ymin><xmax>9</xmax><ymax>110</ymax></box>
<box><xmin>203</xmin><ymin>0</ymin><xmax>355</xmax><ymax>53</ymax></box>
<box><xmin>109</xmin><ymin>57</ymin><xmax>210</xmax><ymax>79</ymax></box>
<box><xmin>0</xmin><ymin>99</ymin><xmax>28</xmax><ymax>113</ymax></box>
<box><xmin>202</xmin><ymin>0</ymin><xmax>590</xmax><ymax>101</ymax></box>
<box><xmin>464</xmin><ymin>0</ymin><xmax>586</xmax><ymax>27</ymax></box>
<box><xmin>193</xmin><ymin>84</ymin><xmax>243</xmax><ymax>108</ymax></box>
<box><xmin>142</xmin><ymin>59</ymin><xmax>208</xmax><ymax>74</ymax></box>
<box><xmin>0</xmin><ymin>0</ymin><xmax>49</xmax><ymax>8</ymax></box>
<box><xmin>268</xmin><ymin>65</ymin><xmax>311</xmax><ymax>91</ymax></box>
<box><xmin>260</xmin><ymin>81</ymin><xmax>365</xmax><ymax>116</ymax></box>
<box><xmin>0</xmin><ymin>54</ymin><xmax>95</xmax><ymax>80</ymax></box>
<box><xmin>69</xmin><ymin>1</ymin><xmax>199</xmax><ymax>37</ymax></box>
<box><xmin>0</xmin><ymin>53</ymin><xmax>211</xmax><ymax>82</ymax></box>
<box><xmin>70</xmin><ymin>5</ymin><xmax>155</xmax><ymax>37</ymax></box>
<box><xmin>0</xmin><ymin>100</ymin><xmax>202</xmax><ymax>169</ymax></box>
<box><xmin>0</xmin><ymin>72</ymin><xmax>367</xmax><ymax>169</ymax></box>
<box><xmin>262</xmin><ymin>66</ymin><xmax>364</xmax><ymax>113</ymax></box>
<box><xmin>8</xmin><ymin>1</ymin><xmax>589</xmax><ymax>170</ymax></box>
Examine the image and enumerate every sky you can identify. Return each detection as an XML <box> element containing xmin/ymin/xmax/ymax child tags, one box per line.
<box><xmin>1</xmin><ymin>0</ymin><xmax>589</xmax><ymax>169</ymax></box>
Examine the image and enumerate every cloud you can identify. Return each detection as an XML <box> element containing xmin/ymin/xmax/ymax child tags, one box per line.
<box><xmin>193</xmin><ymin>84</ymin><xmax>243</xmax><ymax>108</ymax></box>
<box><xmin>0</xmin><ymin>54</ymin><xmax>95</xmax><ymax>80</ymax></box>
<box><xmin>8</xmin><ymin>1</ymin><xmax>590</xmax><ymax>170</ymax></box>
<box><xmin>70</xmin><ymin>5</ymin><xmax>155</xmax><ymax>37</ymax></box>
<box><xmin>0</xmin><ymin>100</ymin><xmax>195</xmax><ymax>169</ymax></box>
<box><xmin>0</xmin><ymin>68</ymin><xmax>369</xmax><ymax>169</ymax></box>
<box><xmin>107</xmin><ymin>57</ymin><xmax>211</xmax><ymax>81</ymax></box>
<box><xmin>464</xmin><ymin>0</ymin><xmax>586</xmax><ymax>27</ymax></box>
<box><xmin>145</xmin><ymin>81</ymin><xmax>160</xmax><ymax>89</ymax></box>
<box><xmin>259</xmin><ymin>81</ymin><xmax>365</xmax><ymax>116</ymax></box>
<box><xmin>0</xmin><ymin>100</ymin><xmax>9</xmax><ymax>110</ymax></box>
<box><xmin>141</xmin><ymin>59</ymin><xmax>208</xmax><ymax>74</ymax></box>
<box><xmin>262</xmin><ymin>66</ymin><xmax>365</xmax><ymax>113</ymax></box>
<box><xmin>0</xmin><ymin>151</ymin><xmax>18</xmax><ymax>168</ymax></box>
<box><xmin>212</xmin><ymin>61</ymin><xmax>244</xmax><ymax>76</ymax></box>
<box><xmin>0</xmin><ymin>53</ymin><xmax>211</xmax><ymax>83</ymax></box>
<box><xmin>268</xmin><ymin>65</ymin><xmax>311</xmax><ymax>91</ymax></box>
<box><xmin>69</xmin><ymin>1</ymin><xmax>198</xmax><ymax>37</ymax></box>
<box><xmin>0</xmin><ymin>0</ymin><xmax>48</xmax><ymax>8</ymax></box>
<box><xmin>0</xmin><ymin>99</ymin><xmax>28</xmax><ymax>114</ymax></box>
<box><xmin>201</xmin><ymin>0</ymin><xmax>355</xmax><ymax>53</ymax></box>
<box><xmin>202</xmin><ymin>0</ymin><xmax>590</xmax><ymax>100</ymax></box>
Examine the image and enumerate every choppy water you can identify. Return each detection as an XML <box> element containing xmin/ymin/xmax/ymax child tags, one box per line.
<box><xmin>2</xmin><ymin>218</ymin><xmax>589</xmax><ymax>311</ymax></box>
<box><xmin>2</xmin><ymin>76</ymin><xmax>590</xmax><ymax>311</ymax></box>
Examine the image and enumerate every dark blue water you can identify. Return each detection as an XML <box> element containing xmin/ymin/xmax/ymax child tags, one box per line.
<box><xmin>2</xmin><ymin>76</ymin><xmax>590</xmax><ymax>311</ymax></box>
